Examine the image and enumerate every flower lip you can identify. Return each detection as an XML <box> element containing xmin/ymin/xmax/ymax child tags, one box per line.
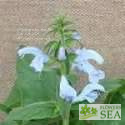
<box><xmin>74</xmin><ymin>48</ymin><xmax>104</xmax><ymax>64</ymax></box>
<box><xmin>72</xmin><ymin>83</ymin><xmax>105</xmax><ymax>103</ymax></box>
<box><xmin>17</xmin><ymin>46</ymin><xmax>43</xmax><ymax>58</ymax></box>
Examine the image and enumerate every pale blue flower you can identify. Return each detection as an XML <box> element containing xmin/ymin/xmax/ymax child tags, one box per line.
<box><xmin>72</xmin><ymin>83</ymin><xmax>105</xmax><ymax>103</ymax></box>
<box><xmin>17</xmin><ymin>46</ymin><xmax>48</xmax><ymax>72</ymax></box>
<box><xmin>58</xmin><ymin>47</ymin><xmax>66</xmax><ymax>61</ymax></box>
<box><xmin>72</xmin><ymin>32</ymin><xmax>81</xmax><ymax>41</ymax></box>
<box><xmin>74</xmin><ymin>48</ymin><xmax>104</xmax><ymax>64</ymax></box>
<box><xmin>18</xmin><ymin>47</ymin><xmax>43</xmax><ymax>58</ymax></box>
<box><xmin>72</xmin><ymin>48</ymin><xmax>105</xmax><ymax>84</ymax></box>
<box><xmin>89</xmin><ymin>70</ymin><xmax>105</xmax><ymax>84</ymax></box>
<box><xmin>59</xmin><ymin>75</ymin><xmax>105</xmax><ymax>103</ymax></box>
<box><xmin>60</xmin><ymin>75</ymin><xmax>77</xmax><ymax>102</ymax></box>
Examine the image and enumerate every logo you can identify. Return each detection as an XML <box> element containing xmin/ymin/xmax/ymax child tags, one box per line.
<box><xmin>79</xmin><ymin>104</ymin><xmax>121</xmax><ymax>120</ymax></box>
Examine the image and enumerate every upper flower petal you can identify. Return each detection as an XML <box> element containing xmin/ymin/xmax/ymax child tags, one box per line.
<box><xmin>59</xmin><ymin>75</ymin><xmax>77</xmax><ymax>102</ymax></box>
<box><xmin>17</xmin><ymin>46</ymin><xmax>43</xmax><ymax>58</ymax></box>
<box><xmin>75</xmin><ymin>48</ymin><xmax>104</xmax><ymax>64</ymax></box>
<box><xmin>72</xmin><ymin>83</ymin><xmax>105</xmax><ymax>103</ymax></box>
<box><xmin>72</xmin><ymin>60</ymin><xmax>96</xmax><ymax>74</ymax></box>
<box><xmin>17</xmin><ymin>46</ymin><xmax>49</xmax><ymax>72</ymax></box>
<box><xmin>58</xmin><ymin>47</ymin><xmax>66</xmax><ymax>61</ymax></box>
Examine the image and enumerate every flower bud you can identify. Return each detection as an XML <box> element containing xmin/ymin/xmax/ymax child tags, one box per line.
<box><xmin>58</xmin><ymin>47</ymin><xmax>66</xmax><ymax>60</ymax></box>
<box><xmin>72</xmin><ymin>32</ymin><xmax>81</xmax><ymax>41</ymax></box>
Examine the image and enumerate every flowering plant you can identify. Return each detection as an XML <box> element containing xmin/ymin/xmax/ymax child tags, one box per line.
<box><xmin>0</xmin><ymin>16</ymin><xmax>125</xmax><ymax>125</ymax></box>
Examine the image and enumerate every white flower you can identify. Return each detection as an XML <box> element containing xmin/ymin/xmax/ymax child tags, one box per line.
<box><xmin>75</xmin><ymin>48</ymin><xmax>104</xmax><ymax>64</ymax></box>
<box><xmin>60</xmin><ymin>75</ymin><xmax>77</xmax><ymax>102</ymax></box>
<box><xmin>18</xmin><ymin>47</ymin><xmax>43</xmax><ymax>58</ymax></box>
<box><xmin>73</xmin><ymin>82</ymin><xmax>105</xmax><ymax>103</ymax></box>
<box><xmin>72</xmin><ymin>60</ymin><xmax>96</xmax><ymax>74</ymax></box>
<box><xmin>72</xmin><ymin>48</ymin><xmax>105</xmax><ymax>84</ymax></box>
<box><xmin>58</xmin><ymin>47</ymin><xmax>66</xmax><ymax>61</ymax></box>
<box><xmin>72</xmin><ymin>32</ymin><xmax>81</xmax><ymax>41</ymax></box>
<box><xmin>17</xmin><ymin>46</ymin><xmax>49</xmax><ymax>72</ymax></box>
<box><xmin>59</xmin><ymin>75</ymin><xmax>105</xmax><ymax>103</ymax></box>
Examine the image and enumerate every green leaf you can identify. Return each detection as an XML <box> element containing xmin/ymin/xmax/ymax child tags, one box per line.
<box><xmin>119</xmin><ymin>79</ymin><xmax>125</xmax><ymax>85</ymax></box>
<box><xmin>117</xmin><ymin>79</ymin><xmax>125</xmax><ymax>95</ymax></box>
<box><xmin>68</xmin><ymin>53</ymin><xmax>76</xmax><ymax>64</ymax></box>
<box><xmin>67</xmin><ymin>73</ymin><xmax>78</xmax><ymax>85</ymax></box>
<box><xmin>44</xmin><ymin>41</ymin><xmax>60</xmax><ymax>56</ymax></box>
<box><xmin>23</xmin><ymin>120</ymin><xmax>48</xmax><ymax>125</ymax></box>
<box><xmin>104</xmin><ymin>91</ymin><xmax>123</xmax><ymax>104</ymax></box>
<box><xmin>0</xmin><ymin>121</ymin><xmax>18</xmax><ymax>125</ymax></box>
<box><xmin>4</xmin><ymin>55</ymin><xmax>60</xmax><ymax>107</ymax></box>
<box><xmin>3</xmin><ymin>83</ymin><xmax>22</xmax><ymax>109</ymax></box>
<box><xmin>0</xmin><ymin>104</ymin><xmax>11</xmax><ymax>113</ymax></box>
<box><xmin>23</xmin><ymin>117</ymin><xmax>61</xmax><ymax>125</ymax></box>
<box><xmin>70</xmin><ymin>118</ymin><xmax>86</xmax><ymax>125</ymax></box>
<box><xmin>100</xmin><ymin>79</ymin><xmax>122</xmax><ymax>92</ymax></box>
<box><xmin>7</xmin><ymin>101</ymin><xmax>60</xmax><ymax>121</ymax></box>
<box><xmin>70</xmin><ymin>109</ymin><xmax>86</xmax><ymax>125</ymax></box>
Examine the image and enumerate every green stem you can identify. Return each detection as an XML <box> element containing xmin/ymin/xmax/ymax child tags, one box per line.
<box><xmin>63</xmin><ymin>117</ymin><xmax>69</xmax><ymax>125</ymax></box>
<box><xmin>62</xmin><ymin>102</ymin><xmax>71</xmax><ymax>125</ymax></box>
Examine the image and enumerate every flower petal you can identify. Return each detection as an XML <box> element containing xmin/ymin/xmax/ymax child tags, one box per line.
<box><xmin>85</xmin><ymin>92</ymin><xmax>98</xmax><ymax>103</ymax></box>
<box><xmin>72</xmin><ymin>83</ymin><xmax>105</xmax><ymax>103</ymax></box>
<box><xmin>58</xmin><ymin>47</ymin><xmax>66</xmax><ymax>61</ymax></box>
<box><xmin>60</xmin><ymin>75</ymin><xmax>77</xmax><ymax>102</ymax></box>
<box><xmin>18</xmin><ymin>46</ymin><xmax>49</xmax><ymax>72</ymax></box>
<box><xmin>72</xmin><ymin>48</ymin><xmax>105</xmax><ymax>83</ymax></box>
<box><xmin>30</xmin><ymin>56</ymin><xmax>44</xmax><ymax>72</ymax></box>
<box><xmin>81</xmin><ymin>83</ymin><xmax>105</xmax><ymax>95</ymax></box>
<box><xmin>17</xmin><ymin>46</ymin><xmax>43</xmax><ymax>58</ymax></box>
<box><xmin>89</xmin><ymin>70</ymin><xmax>105</xmax><ymax>84</ymax></box>
<box><xmin>72</xmin><ymin>61</ymin><xmax>96</xmax><ymax>74</ymax></box>
<box><xmin>72</xmin><ymin>32</ymin><xmax>81</xmax><ymax>41</ymax></box>
<box><xmin>75</xmin><ymin>48</ymin><xmax>104</xmax><ymax>64</ymax></box>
